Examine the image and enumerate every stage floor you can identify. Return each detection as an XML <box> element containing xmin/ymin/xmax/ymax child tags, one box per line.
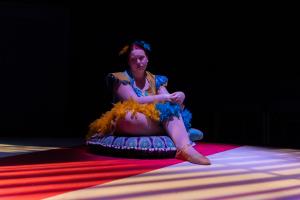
<box><xmin>1</xmin><ymin>138</ymin><xmax>300</xmax><ymax>200</ymax></box>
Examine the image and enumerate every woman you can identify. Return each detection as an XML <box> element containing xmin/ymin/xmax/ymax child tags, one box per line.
<box><xmin>88</xmin><ymin>40</ymin><xmax>210</xmax><ymax>165</ymax></box>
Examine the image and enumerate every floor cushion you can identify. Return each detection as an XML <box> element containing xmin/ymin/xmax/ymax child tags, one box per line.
<box><xmin>86</xmin><ymin>128</ymin><xmax>204</xmax><ymax>158</ymax></box>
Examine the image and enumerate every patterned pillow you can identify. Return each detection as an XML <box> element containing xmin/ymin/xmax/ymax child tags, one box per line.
<box><xmin>87</xmin><ymin>134</ymin><xmax>177</xmax><ymax>158</ymax></box>
<box><xmin>86</xmin><ymin>129</ymin><xmax>204</xmax><ymax>158</ymax></box>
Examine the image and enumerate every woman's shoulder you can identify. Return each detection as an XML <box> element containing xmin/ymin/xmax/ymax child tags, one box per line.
<box><xmin>106</xmin><ymin>71</ymin><xmax>130</xmax><ymax>85</ymax></box>
<box><xmin>146</xmin><ymin>71</ymin><xmax>168</xmax><ymax>88</ymax></box>
<box><xmin>108</xmin><ymin>71</ymin><xmax>127</xmax><ymax>78</ymax></box>
<box><xmin>146</xmin><ymin>71</ymin><xmax>168</xmax><ymax>79</ymax></box>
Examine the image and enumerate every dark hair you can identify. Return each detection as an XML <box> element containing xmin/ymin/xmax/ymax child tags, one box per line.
<box><xmin>118</xmin><ymin>40</ymin><xmax>151</xmax><ymax>68</ymax></box>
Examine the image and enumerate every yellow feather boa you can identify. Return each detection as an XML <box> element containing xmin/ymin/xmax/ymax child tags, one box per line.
<box><xmin>87</xmin><ymin>99</ymin><xmax>160</xmax><ymax>139</ymax></box>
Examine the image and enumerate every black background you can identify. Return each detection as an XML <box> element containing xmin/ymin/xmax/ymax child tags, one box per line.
<box><xmin>1</xmin><ymin>1</ymin><xmax>299</xmax><ymax>148</ymax></box>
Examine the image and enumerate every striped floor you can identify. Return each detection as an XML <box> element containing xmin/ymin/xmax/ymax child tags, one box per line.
<box><xmin>1</xmin><ymin>138</ymin><xmax>300</xmax><ymax>200</ymax></box>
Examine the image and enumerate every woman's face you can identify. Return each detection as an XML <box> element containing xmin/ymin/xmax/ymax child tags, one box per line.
<box><xmin>128</xmin><ymin>49</ymin><xmax>148</xmax><ymax>73</ymax></box>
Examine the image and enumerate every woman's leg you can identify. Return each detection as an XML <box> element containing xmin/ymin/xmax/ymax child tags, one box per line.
<box><xmin>115</xmin><ymin>111</ymin><xmax>164</xmax><ymax>135</ymax></box>
<box><xmin>115</xmin><ymin>111</ymin><xmax>210</xmax><ymax>165</ymax></box>
<box><xmin>164</xmin><ymin>115</ymin><xmax>211</xmax><ymax>165</ymax></box>
<box><xmin>163</xmin><ymin>115</ymin><xmax>191</xmax><ymax>148</ymax></box>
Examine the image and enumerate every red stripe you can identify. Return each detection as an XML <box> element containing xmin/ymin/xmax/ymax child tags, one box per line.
<box><xmin>0</xmin><ymin>142</ymin><xmax>238</xmax><ymax>200</ymax></box>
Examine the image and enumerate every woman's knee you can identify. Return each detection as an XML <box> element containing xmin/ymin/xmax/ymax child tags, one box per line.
<box><xmin>116</xmin><ymin>111</ymin><xmax>163</xmax><ymax>134</ymax></box>
<box><xmin>124</xmin><ymin>112</ymin><xmax>149</xmax><ymax>125</ymax></box>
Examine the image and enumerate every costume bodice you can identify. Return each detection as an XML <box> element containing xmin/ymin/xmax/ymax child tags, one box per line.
<box><xmin>106</xmin><ymin>70</ymin><xmax>168</xmax><ymax>101</ymax></box>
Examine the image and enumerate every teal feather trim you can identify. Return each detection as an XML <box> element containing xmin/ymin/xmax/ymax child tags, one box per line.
<box><xmin>155</xmin><ymin>102</ymin><xmax>192</xmax><ymax>129</ymax></box>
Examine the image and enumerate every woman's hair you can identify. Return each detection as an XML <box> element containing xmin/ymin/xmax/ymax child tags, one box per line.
<box><xmin>118</xmin><ymin>40</ymin><xmax>151</xmax><ymax>68</ymax></box>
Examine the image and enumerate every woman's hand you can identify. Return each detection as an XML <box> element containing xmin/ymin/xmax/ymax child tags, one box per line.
<box><xmin>170</xmin><ymin>91</ymin><xmax>185</xmax><ymax>104</ymax></box>
<box><xmin>161</xmin><ymin>93</ymin><xmax>173</xmax><ymax>102</ymax></box>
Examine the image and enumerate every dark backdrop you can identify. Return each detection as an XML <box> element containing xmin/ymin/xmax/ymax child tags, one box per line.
<box><xmin>1</xmin><ymin>1</ymin><xmax>299</xmax><ymax>148</ymax></box>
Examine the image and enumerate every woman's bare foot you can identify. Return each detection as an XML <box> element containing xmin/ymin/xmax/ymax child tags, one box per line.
<box><xmin>175</xmin><ymin>143</ymin><xmax>211</xmax><ymax>165</ymax></box>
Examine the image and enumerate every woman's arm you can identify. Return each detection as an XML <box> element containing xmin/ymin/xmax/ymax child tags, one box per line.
<box><xmin>158</xmin><ymin>86</ymin><xmax>185</xmax><ymax>105</ymax></box>
<box><xmin>115</xmin><ymin>83</ymin><xmax>171</xmax><ymax>104</ymax></box>
<box><xmin>157</xmin><ymin>86</ymin><xmax>170</xmax><ymax>95</ymax></box>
